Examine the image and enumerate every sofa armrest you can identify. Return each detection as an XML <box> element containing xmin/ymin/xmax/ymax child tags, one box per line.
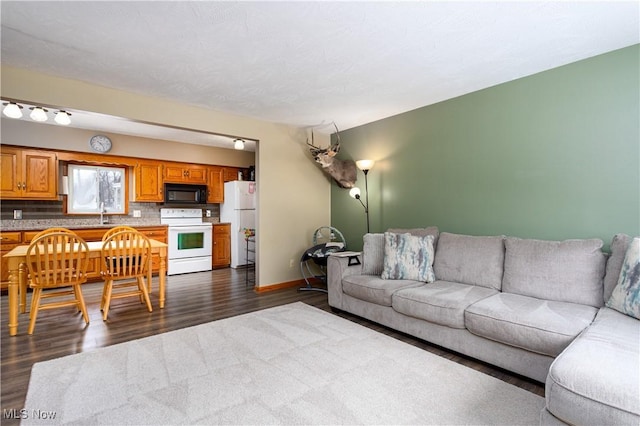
<box><xmin>327</xmin><ymin>255</ymin><xmax>363</xmax><ymax>309</ymax></box>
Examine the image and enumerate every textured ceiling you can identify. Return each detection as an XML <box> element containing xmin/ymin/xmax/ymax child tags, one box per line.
<box><xmin>1</xmin><ymin>1</ymin><xmax>638</xmax><ymax>145</ymax></box>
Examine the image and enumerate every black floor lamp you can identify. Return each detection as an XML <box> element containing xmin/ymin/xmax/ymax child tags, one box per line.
<box><xmin>349</xmin><ymin>160</ymin><xmax>375</xmax><ymax>233</ymax></box>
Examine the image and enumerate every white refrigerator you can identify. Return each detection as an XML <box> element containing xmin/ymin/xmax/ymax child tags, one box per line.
<box><xmin>220</xmin><ymin>181</ymin><xmax>256</xmax><ymax>268</ymax></box>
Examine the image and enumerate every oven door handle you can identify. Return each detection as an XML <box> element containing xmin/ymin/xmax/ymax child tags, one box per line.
<box><xmin>168</xmin><ymin>225</ymin><xmax>213</xmax><ymax>233</ymax></box>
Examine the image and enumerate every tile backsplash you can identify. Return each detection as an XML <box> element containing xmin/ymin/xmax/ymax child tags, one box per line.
<box><xmin>0</xmin><ymin>200</ymin><xmax>220</xmax><ymax>230</ymax></box>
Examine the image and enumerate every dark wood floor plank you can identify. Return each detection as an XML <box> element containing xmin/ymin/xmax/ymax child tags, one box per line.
<box><xmin>1</xmin><ymin>268</ymin><xmax>543</xmax><ymax>425</ymax></box>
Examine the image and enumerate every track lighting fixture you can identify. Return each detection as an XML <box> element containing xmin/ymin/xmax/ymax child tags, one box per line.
<box><xmin>2</xmin><ymin>101</ymin><xmax>73</xmax><ymax>125</ymax></box>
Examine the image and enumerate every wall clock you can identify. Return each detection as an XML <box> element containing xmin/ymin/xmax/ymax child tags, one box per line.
<box><xmin>89</xmin><ymin>135</ymin><xmax>112</xmax><ymax>153</ymax></box>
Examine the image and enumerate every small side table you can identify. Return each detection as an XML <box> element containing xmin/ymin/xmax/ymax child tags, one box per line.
<box><xmin>245</xmin><ymin>236</ymin><xmax>255</xmax><ymax>288</ymax></box>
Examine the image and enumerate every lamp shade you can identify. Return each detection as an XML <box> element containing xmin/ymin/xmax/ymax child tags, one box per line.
<box><xmin>30</xmin><ymin>107</ymin><xmax>48</xmax><ymax>122</ymax></box>
<box><xmin>349</xmin><ymin>187</ymin><xmax>361</xmax><ymax>198</ymax></box>
<box><xmin>356</xmin><ymin>159</ymin><xmax>375</xmax><ymax>171</ymax></box>
<box><xmin>3</xmin><ymin>102</ymin><xmax>23</xmax><ymax>119</ymax></box>
<box><xmin>234</xmin><ymin>139</ymin><xmax>245</xmax><ymax>150</ymax></box>
<box><xmin>54</xmin><ymin>110</ymin><xmax>71</xmax><ymax>125</ymax></box>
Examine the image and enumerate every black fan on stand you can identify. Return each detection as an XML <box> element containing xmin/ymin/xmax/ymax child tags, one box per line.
<box><xmin>299</xmin><ymin>226</ymin><xmax>346</xmax><ymax>292</ymax></box>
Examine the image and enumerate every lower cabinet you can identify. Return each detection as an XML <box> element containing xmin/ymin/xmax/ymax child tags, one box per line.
<box><xmin>213</xmin><ymin>223</ymin><xmax>231</xmax><ymax>268</ymax></box>
<box><xmin>0</xmin><ymin>231</ymin><xmax>23</xmax><ymax>290</ymax></box>
<box><xmin>1</xmin><ymin>225</ymin><xmax>168</xmax><ymax>289</ymax></box>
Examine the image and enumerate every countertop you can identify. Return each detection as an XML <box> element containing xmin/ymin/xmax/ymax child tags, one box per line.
<box><xmin>1</xmin><ymin>218</ymin><xmax>225</xmax><ymax>232</ymax></box>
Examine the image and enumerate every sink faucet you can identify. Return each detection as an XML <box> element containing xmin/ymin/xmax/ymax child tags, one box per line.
<box><xmin>99</xmin><ymin>202</ymin><xmax>109</xmax><ymax>225</ymax></box>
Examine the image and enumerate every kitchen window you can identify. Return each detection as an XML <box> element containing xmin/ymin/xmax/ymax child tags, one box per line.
<box><xmin>67</xmin><ymin>164</ymin><xmax>126</xmax><ymax>214</ymax></box>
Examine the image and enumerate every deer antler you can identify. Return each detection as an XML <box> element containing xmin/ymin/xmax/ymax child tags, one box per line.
<box><xmin>306</xmin><ymin>122</ymin><xmax>341</xmax><ymax>150</ymax></box>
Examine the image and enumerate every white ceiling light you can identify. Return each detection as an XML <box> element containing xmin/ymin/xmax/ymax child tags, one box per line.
<box><xmin>29</xmin><ymin>106</ymin><xmax>48</xmax><ymax>122</ymax></box>
<box><xmin>3</xmin><ymin>102</ymin><xmax>23</xmax><ymax>119</ymax></box>
<box><xmin>234</xmin><ymin>138</ymin><xmax>245</xmax><ymax>150</ymax></box>
<box><xmin>54</xmin><ymin>110</ymin><xmax>72</xmax><ymax>125</ymax></box>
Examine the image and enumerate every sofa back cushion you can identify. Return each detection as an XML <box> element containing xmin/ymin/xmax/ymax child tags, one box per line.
<box><xmin>502</xmin><ymin>237</ymin><xmax>606</xmax><ymax>307</ymax></box>
<box><xmin>433</xmin><ymin>232</ymin><xmax>505</xmax><ymax>290</ymax></box>
<box><xmin>603</xmin><ymin>233</ymin><xmax>632</xmax><ymax>303</ymax></box>
<box><xmin>362</xmin><ymin>233</ymin><xmax>385</xmax><ymax>275</ymax></box>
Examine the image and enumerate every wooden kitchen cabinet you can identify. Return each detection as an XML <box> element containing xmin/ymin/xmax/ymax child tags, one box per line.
<box><xmin>0</xmin><ymin>146</ymin><xmax>57</xmax><ymax>200</ymax></box>
<box><xmin>223</xmin><ymin>167</ymin><xmax>239</xmax><ymax>182</ymax></box>
<box><xmin>136</xmin><ymin>226</ymin><xmax>168</xmax><ymax>272</ymax></box>
<box><xmin>164</xmin><ymin>163</ymin><xmax>207</xmax><ymax>184</ymax></box>
<box><xmin>212</xmin><ymin>223</ymin><xmax>231</xmax><ymax>268</ymax></box>
<box><xmin>207</xmin><ymin>166</ymin><xmax>224</xmax><ymax>203</ymax></box>
<box><xmin>134</xmin><ymin>160</ymin><xmax>164</xmax><ymax>202</ymax></box>
<box><xmin>0</xmin><ymin>231</ymin><xmax>23</xmax><ymax>290</ymax></box>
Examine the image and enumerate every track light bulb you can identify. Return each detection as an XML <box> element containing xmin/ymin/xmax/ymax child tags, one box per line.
<box><xmin>3</xmin><ymin>102</ymin><xmax>23</xmax><ymax>119</ymax></box>
<box><xmin>30</xmin><ymin>107</ymin><xmax>48</xmax><ymax>122</ymax></box>
<box><xmin>54</xmin><ymin>110</ymin><xmax>71</xmax><ymax>125</ymax></box>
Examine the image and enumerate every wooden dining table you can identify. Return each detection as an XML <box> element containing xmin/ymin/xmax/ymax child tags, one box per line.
<box><xmin>3</xmin><ymin>238</ymin><xmax>168</xmax><ymax>336</ymax></box>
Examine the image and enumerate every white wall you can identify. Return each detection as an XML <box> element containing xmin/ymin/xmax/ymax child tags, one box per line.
<box><xmin>1</xmin><ymin>65</ymin><xmax>332</xmax><ymax>288</ymax></box>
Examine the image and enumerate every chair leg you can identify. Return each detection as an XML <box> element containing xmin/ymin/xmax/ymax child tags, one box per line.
<box><xmin>100</xmin><ymin>279</ymin><xmax>108</xmax><ymax>311</ymax></box>
<box><xmin>102</xmin><ymin>279</ymin><xmax>113</xmax><ymax>321</ymax></box>
<box><xmin>28</xmin><ymin>288</ymin><xmax>42</xmax><ymax>335</ymax></box>
<box><xmin>74</xmin><ymin>284</ymin><xmax>90</xmax><ymax>325</ymax></box>
<box><xmin>137</xmin><ymin>276</ymin><xmax>153</xmax><ymax>313</ymax></box>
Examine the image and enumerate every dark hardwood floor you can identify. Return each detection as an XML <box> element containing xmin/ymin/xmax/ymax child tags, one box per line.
<box><xmin>1</xmin><ymin>268</ymin><xmax>544</xmax><ymax>424</ymax></box>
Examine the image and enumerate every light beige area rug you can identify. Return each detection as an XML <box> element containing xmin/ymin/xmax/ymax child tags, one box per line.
<box><xmin>23</xmin><ymin>302</ymin><xmax>544</xmax><ymax>425</ymax></box>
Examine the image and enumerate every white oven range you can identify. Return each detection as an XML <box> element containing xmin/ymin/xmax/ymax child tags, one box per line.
<box><xmin>160</xmin><ymin>208</ymin><xmax>212</xmax><ymax>275</ymax></box>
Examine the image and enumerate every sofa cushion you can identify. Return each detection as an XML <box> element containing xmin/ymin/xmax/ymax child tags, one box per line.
<box><xmin>392</xmin><ymin>281</ymin><xmax>497</xmax><ymax>329</ymax></box>
<box><xmin>502</xmin><ymin>237</ymin><xmax>606</xmax><ymax>308</ymax></box>
<box><xmin>381</xmin><ymin>232</ymin><xmax>435</xmax><ymax>282</ymax></box>
<box><xmin>604</xmin><ymin>233</ymin><xmax>632</xmax><ymax>302</ymax></box>
<box><xmin>432</xmin><ymin>232</ymin><xmax>505</xmax><ymax>290</ymax></box>
<box><xmin>342</xmin><ymin>275</ymin><xmax>422</xmax><ymax>306</ymax></box>
<box><xmin>361</xmin><ymin>233</ymin><xmax>385</xmax><ymax>275</ymax></box>
<box><xmin>606</xmin><ymin>237</ymin><xmax>640</xmax><ymax>319</ymax></box>
<box><xmin>465</xmin><ymin>293</ymin><xmax>597</xmax><ymax>357</ymax></box>
<box><xmin>545</xmin><ymin>308</ymin><xmax>640</xmax><ymax>426</ymax></box>
<box><xmin>387</xmin><ymin>226</ymin><xmax>439</xmax><ymax>248</ymax></box>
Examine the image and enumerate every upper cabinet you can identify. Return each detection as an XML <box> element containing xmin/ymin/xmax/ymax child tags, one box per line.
<box><xmin>223</xmin><ymin>167</ymin><xmax>239</xmax><ymax>182</ymax></box>
<box><xmin>164</xmin><ymin>163</ymin><xmax>207</xmax><ymax>184</ymax></box>
<box><xmin>134</xmin><ymin>160</ymin><xmax>164</xmax><ymax>202</ymax></box>
<box><xmin>0</xmin><ymin>146</ymin><xmax>57</xmax><ymax>200</ymax></box>
<box><xmin>0</xmin><ymin>145</ymin><xmax>251</xmax><ymax>205</ymax></box>
<box><xmin>207</xmin><ymin>166</ymin><xmax>224</xmax><ymax>203</ymax></box>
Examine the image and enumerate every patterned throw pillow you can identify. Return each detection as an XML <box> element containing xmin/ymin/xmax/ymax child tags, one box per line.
<box><xmin>381</xmin><ymin>232</ymin><xmax>435</xmax><ymax>282</ymax></box>
<box><xmin>606</xmin><ymin>237</ymin><xmax>640</xmax><ymax>319</ymax></box>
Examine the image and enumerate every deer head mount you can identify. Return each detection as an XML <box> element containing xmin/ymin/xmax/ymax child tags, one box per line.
<box><xmin>307</xmin><ymin>123</ymin><xmax>357</xmax><ymax>189</ymax></box>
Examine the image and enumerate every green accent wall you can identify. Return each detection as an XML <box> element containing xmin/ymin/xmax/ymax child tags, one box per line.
<box><xmin>332</xmin><ymin>45</ymin><xmax>640</xmax><ymax>252</ymax></box>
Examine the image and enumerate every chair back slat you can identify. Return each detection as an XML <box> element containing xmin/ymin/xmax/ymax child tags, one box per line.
<box><xmin>27</xmin><ymin>232</ymin><xmax>90</xmax><ymax>289</ymax></box>
<box><xmin>101</xmin><ymin>230</ymin><xmax>151</xmax><ymax>279</ymax></box>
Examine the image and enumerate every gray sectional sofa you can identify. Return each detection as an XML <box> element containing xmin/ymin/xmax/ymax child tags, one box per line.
<box><xmin>327</xmin><ymin>229</ymin><xmax>639</xmax><ymax>425</ymax></box>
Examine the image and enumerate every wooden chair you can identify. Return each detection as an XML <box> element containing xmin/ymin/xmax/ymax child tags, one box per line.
<box><xmin>16</xmin><ymin>228</ymin><xmax>79</xmax><ymax>315</ymax></box>
<box><xmin>101</xmin><ymin>226</ymin><xmax>138</xmax><ymax>241</ymax></box>
<box><xmin>25</xmin><ymin>231</ymin><xmax>91</xmax><ymax>335</ymax></box>
<box><xmin>100</xmin><ymin>230</ymin><xmax>153</xmax><ymax>321</ymax></box>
